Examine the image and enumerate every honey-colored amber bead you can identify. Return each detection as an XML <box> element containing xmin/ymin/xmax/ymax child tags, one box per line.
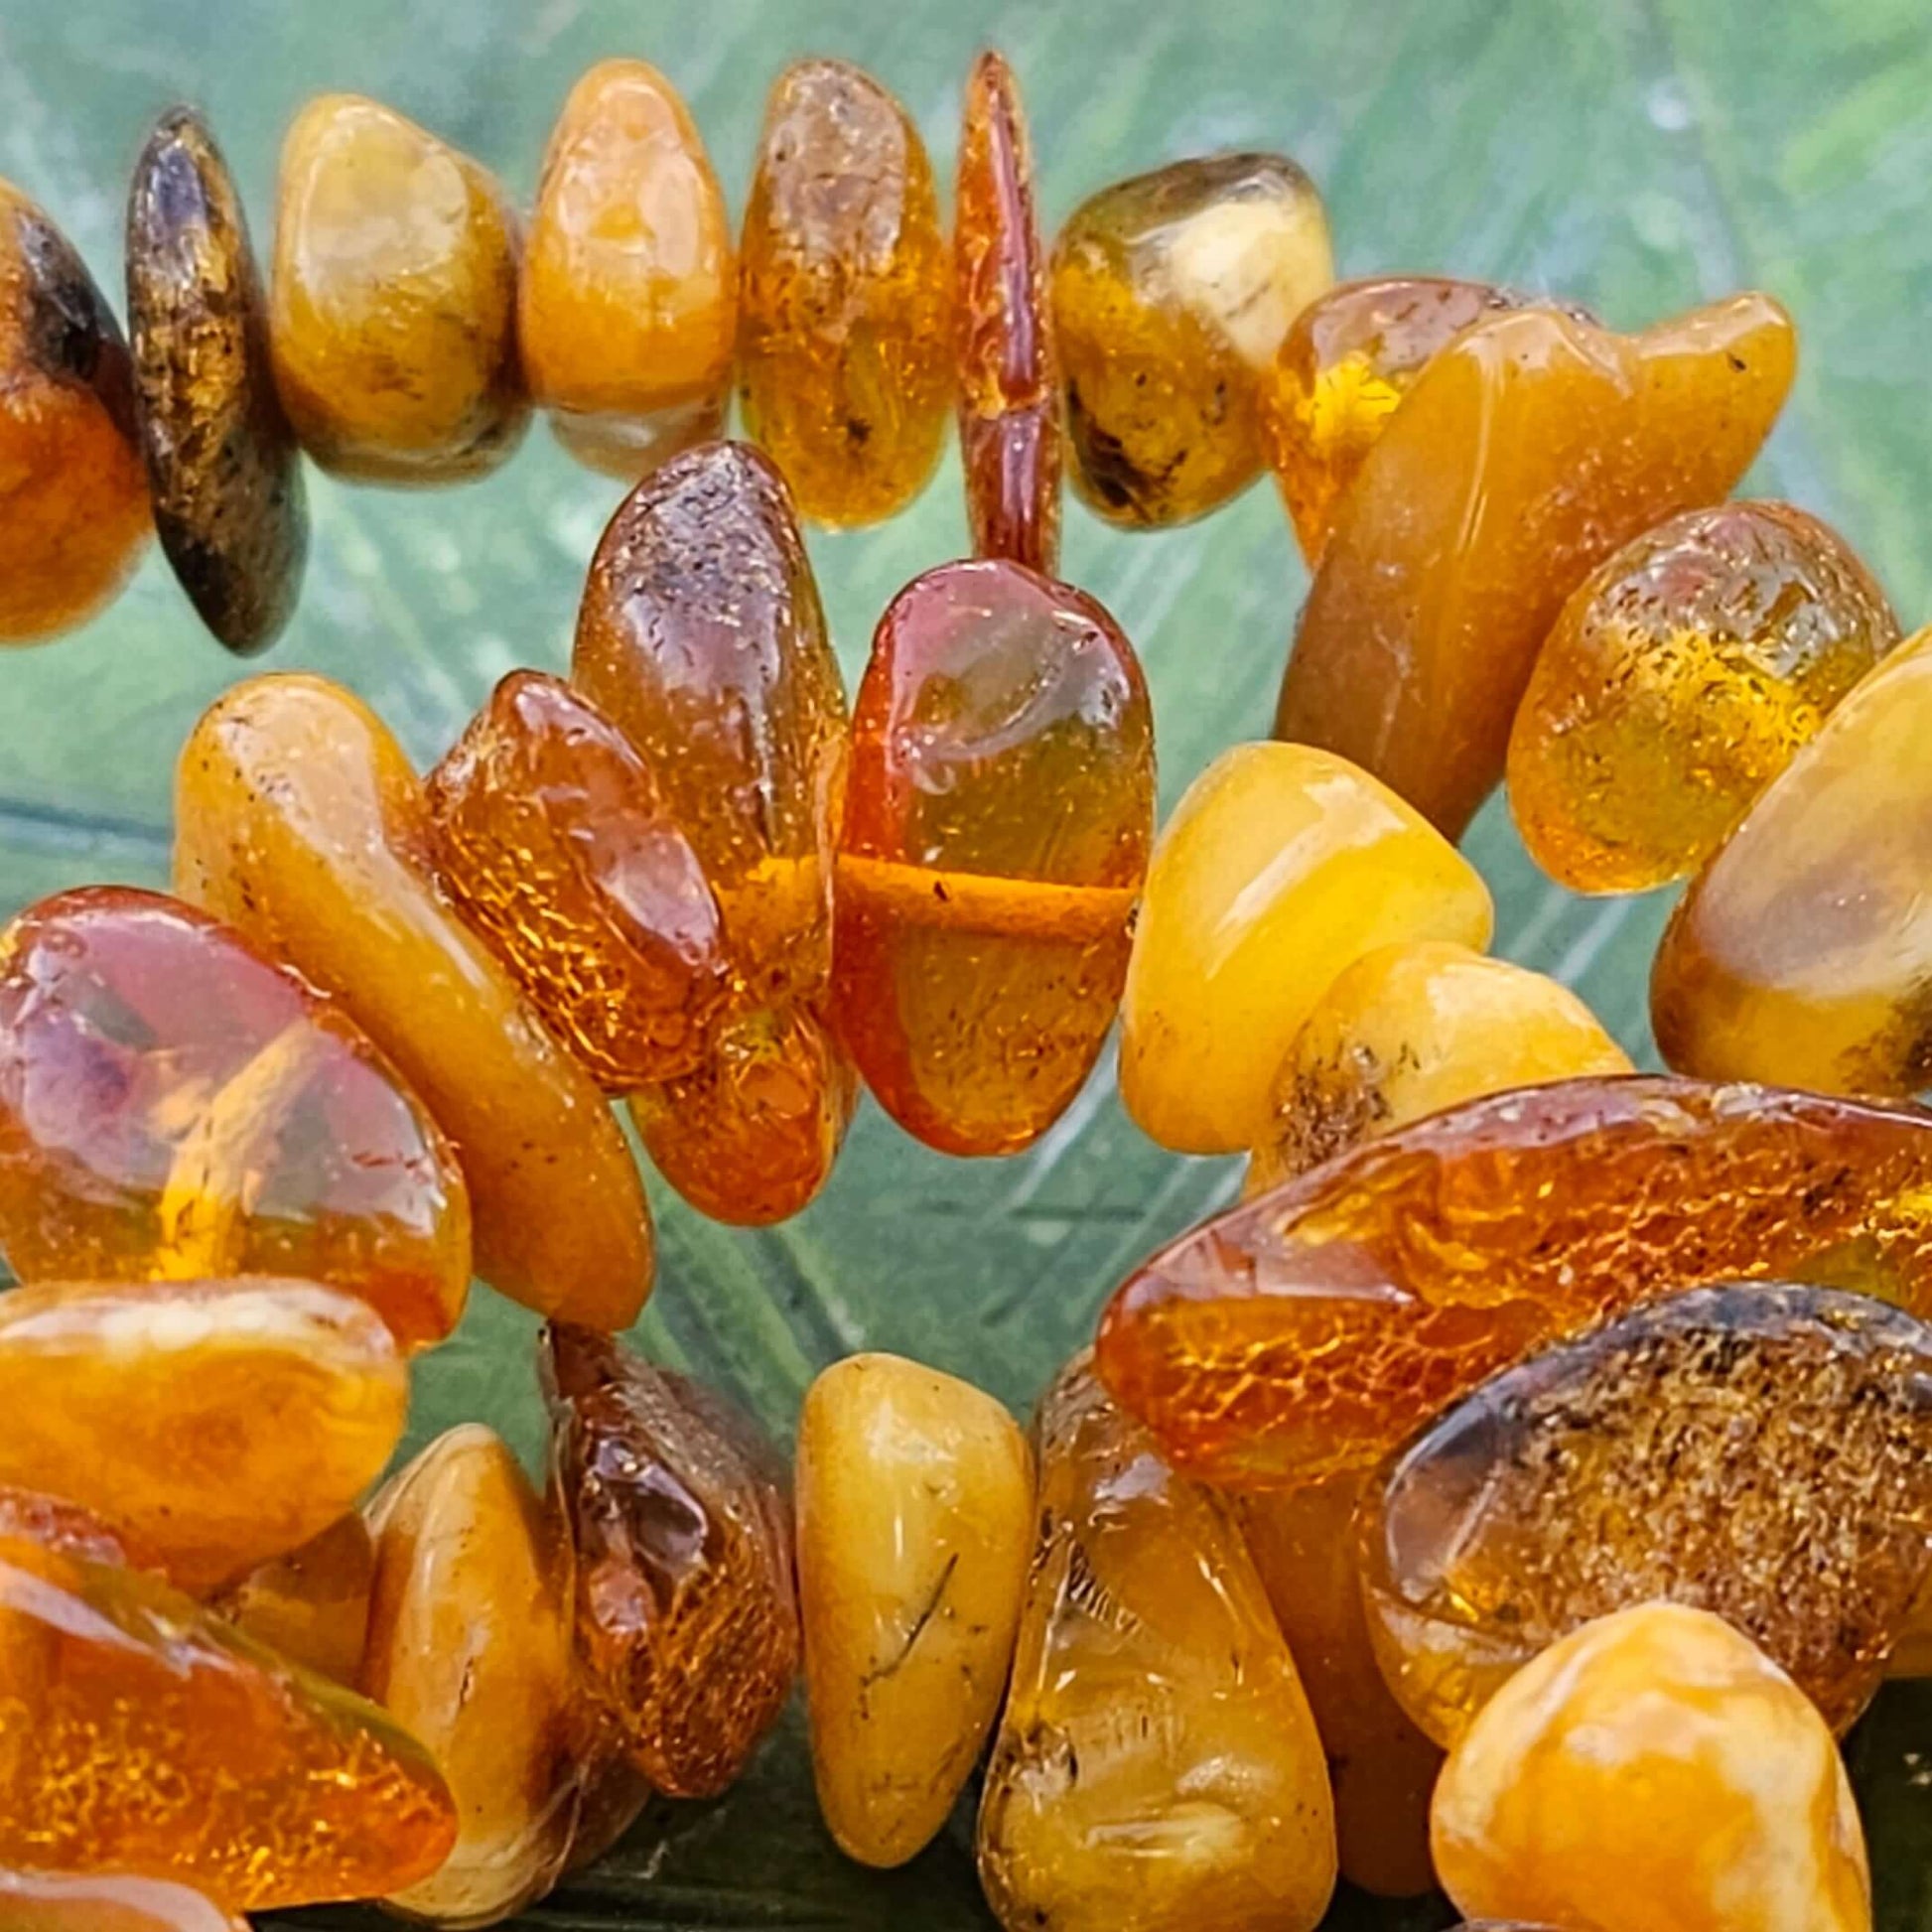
<box><xmin>1277</xmin><ymin>295</ymin><xmax>1797</xmax><ymax>839</ymax></box>
<box><xmin>427</xmin><ymin>671</ymin><xmax>730</xmax><ymax>1089</ymax></box>
<box><xmin>797</xmin><ymin>1353</ymin><xmax>1034</xmax><ymax>1868</ymax></box>
<box><xmin>738</xmin><ymin>60</ymin><xmax>951</xmax><ymax>526</ymax></box>
<box><xmin>1653</xmin><ymin>622</ymin><xmax>1932</xmax><ymax>1095</ymax></box>
<box><xmin>1098</xmin><ymin>1075</ymin><xmax>1932</xmax><ymax>1491</ymax></box>
<box><xmin>0</xmin><ymin>1483</ymin><xmax>156</xmax><ymax>1570</ymax></box>
<box><xmin>543</xmin><ymin>1324</ymin><xmax>799</xmax><ymax>1799</ymax></box>
<box><xmin>834</xmin><ymin>560</ymin><xmax>1154</xmax><ymax>1156</ymax></box>
<box><xmin>978</xmin><ymin>1359</ymin><xmax>1335</xmax><ymax>1932</ymax></box>
<box><xmin>1120</xmin><ymin>742</ymin><xmax>1493</xmax><ymax>1156</ymax></box>
<box><xmin>0</xmin><ymin>178</ymin><xmax>148</xmax><ymax>643</ymax></box>
<box><xmin>521</xmin><ymin>60</ymin><xmax>735</xmax><ymax>478</ymax></box>
<box><xmin>213</xmin><ymin>1512</ymin><xmax>374</xmax><ymax>1685</ymax></box>
<box><xmin>0</xmin><ymin>1870</ymin><xmax>247</xmax><ymax>1932</ymax></box>
<box><xmin>269</xmin><ymin>94</ymin><xmax>525</xmax><ymax>483</ymax></box>
<box><xmin>1509</xmin><ymin>502</ymin><xmax>1897</xmax><ymax>894</ymax></box>
<box><xmin>1432</xmin><ymin>1603</ymin><xmax>1870</xmax><ymax>1932</ymax></box>
<box><xmin>1051</xmin><ymin>154</ymin><xmax>1333</xmax><ymax>528</ymax></box>
<box><xmin>175</xmin><ymin>675</ymin><xmax>652</xmax><ymax>1328</ymax></box>
<box><xmin>0</xmin><ymin>885</ymin><xmax>471</xmax><ymax>1349</ymax></box>
<box><xmin>1248</xmin><ymin>940</ymin><xmax>1631</xmax><ymax>1192</ymax></box>
<box><xmin>126</xmin><ymin>106</ymin><xmax>304</xmax><ymax>653</ymax></box>
<box><xmin>955</xmin><ymin>51</ymin><xmax>1059</xmax><ymax>572</ymax></box>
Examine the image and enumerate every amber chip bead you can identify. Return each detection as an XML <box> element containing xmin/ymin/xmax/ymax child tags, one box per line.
<box><xmin>126</xmin><ymin>106</ymin><xmax>305</xmax><ymax>653</ymax></box>
<box><xmin>0</xmin><ymin>1870</ymin><xmax>247</xmax><ymax>1932</ymax></box>
<box><xmin>834</xmin><ymin>559</ymin><xmax>1154</xmax><ymax>1156</ymax></box>
<box><xmin>214</xmin><ymin>1512</ymin><xmax>374</xmax><ymax>1685</ymax></box>
<box><xmin>0</xmin><ymin>1483</ymin><xmax>156</xmax><ymax>1571</ymax></box>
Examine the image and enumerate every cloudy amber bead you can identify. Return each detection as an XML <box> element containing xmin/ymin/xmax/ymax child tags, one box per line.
<box><xmin>214</xmin><ymin>1512</ymin><xmax>373</xmax><ymax>1685</ymax></box>
<box><xmin>0</xmin><ymin>1871</ymin><xmax>246</xmax><ymax>1932</ymax></box>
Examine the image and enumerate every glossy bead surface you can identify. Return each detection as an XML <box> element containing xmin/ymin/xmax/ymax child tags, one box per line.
<box><xmin>1120</xmin><ymin>742</ymin><xmax>1493</xmax><ymax>1156</ymax></box>
<box><xmin>0</xmin><ymin>1870</ymin><xmax>247</xmax><ymax>1931</ymax></box>
<box><xmin>213</xmin><ymin>1512</ymin><xmax>373</xmax><ymax>1685</ymax></box>
<box><xmin>0</xmin><ymin>1483</ymin><xmax>155</xmax><ymax>1571</ymax></box>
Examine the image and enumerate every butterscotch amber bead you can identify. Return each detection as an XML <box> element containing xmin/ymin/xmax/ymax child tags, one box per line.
<box><xmin>174</xmin><ymin>673</ymin><xmax>654</xmax><ymax>1330</ymax></box>
<box><xmin>522</xmin><ymin>60</ymin><xmax>735</xmax><ymax>478</ymax></box>
<box><xmin>214</xmin><ymin>1512</ymin><xmax>373</xmax><ymax>1685</ymax></box>
<box><xmin>0</xmin><ymin>178</ymin><xmax>148</xmax><ymax>643</ymax></box>
<box><xmin>0</xmin><ymin>1871</ymin><xmax>246</xmax><ymax>1932</ymax></box>
<box><xmin>738</xmin><ymin>60</ymin><xmax>951</xmax><ymax>525</ymax></box>
<box><xmin>1051</xmin><ymin>153</ymin><xmax>1333</xmax><ymax>528</ymax></box>
<box><xmin>1277</xmin><ymin>295</ymin><xmax>1797</xmax><ymax>839</ymax></box>
<box><xmin>126</xmin><ymin>106</ymin><xmax>305</xmax><ymax>653</ymax></box>
<box><xmin>1432</xmin><ymin>1604</ymin><xmax>1870</xmax><ymax>1932</ymax></box>
<box><xmin>1120</xmin><ymin>742</ymin><xmax>1493</xmax><ymax>1156</ymax></box>
<box><xmin>270</xmin><ymin>94</ymin><xmax>525</xmax><ymax>482</ymax></box>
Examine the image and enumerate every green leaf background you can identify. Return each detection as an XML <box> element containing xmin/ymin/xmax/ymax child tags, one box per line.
<box><xmin>3</xmin><ymin>0</ymin><xmax>1929</xmax><ymax>1922</ymax></box>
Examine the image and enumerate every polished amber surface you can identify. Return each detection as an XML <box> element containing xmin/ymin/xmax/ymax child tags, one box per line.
<box><xmin>214</xmin><ymin>1512</ymin><xmax>373</xmax><ymax>1685</ymax></box>
<box><xmin>1432</xmin><ymin>1603</ymin><xmax>1870</xmax><ymax>1932</ymax></box>
<box><xmin>798</xmin><ymin>1353</ymin><xmax>1034</xmax><ymax>1868</ymax></box>
<box><xmin>543</xmin><ymin>1324</ymin><xmax>799</xmax><ymax>1799</ymax></box>
<box><xmin>955</xmin><ymin>51</ymin><xmax>1059</xmax><ymax>572</ymax></box>
<box><xmin>175</xmin><ymin>674</ymin><xmax>653</xmax><ymax>1329</ymax></box>
<box><xmin>738</xmin><ymin>59</ymin><xmax>951</xmax><ymax>526</ymax></box>
<box><xmin>834</xmin><ymin>560</ymin><xmax>1154</xmax><ymax>1156</ymax></box>
<box><xmin>0</xmin><ymin>885</ymin><xmax>471</xmax><ymax>1348</ymax></box>
<box><xmin>1098</xmin><ymin>1075</ymin><xmax>1932</xmax><ymax>1490</ymax></box>
<box><xmin>428</xmin><ymin>671</ymin><xmax>730</xmax><ymax>1089</ymax></box>
<box><xmin>522</xmin><ymin>60</ymin><xmax>735</xmax><ymax>478</ymax></box>
<box><xmin>0</xmin><ymin>1483</ymin><xmax>155</xmax><ymax>1571</ymax></box>
<box><xmin>1051</xmin><ymin>153</ymin><xmax>1333</xmax><ymax>527</ymax></box>
<box><xmin>127</xmin><ymin>106</ymin><xmax>304</xmax><ymax>653</ymax></box>
<box><xmin>1120</xmin><ymin>742</ymin><xmax>1493</xmax><ymax>1155</ymax></box>
<box><xmin>978</xmin><ymin>1359</ymin><xmax>1335</xmax><ymax>1931</ymax></box>
<box><xmin>0</xmin><ymin>1870</ymin><xmax>247</xmax><ymax>1932</ymax></box>
<box><xmin>0</xmin><ymin>177</ymin><xmax>148</xmax><ymax>643</ymax></box>
<box><xmin>1276</xmin><ymin>294</ymin><xmax>1797</xmax><ymax>839</ymax></box>
<box><xmin>269</xmin><ymin>94</ymin><xmax>525</xmax><ymax>482</ymax></box>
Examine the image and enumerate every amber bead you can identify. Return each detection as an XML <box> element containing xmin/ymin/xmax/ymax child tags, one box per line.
<box><xmin>1276</xmin><ymin>294</ymin><xmax>1797</xmax><ymax>839</ymax></box>
<box><xmin>126</xmin><ymin>106</ymin><xmax>305</xmax><ymax>653</ymax></box>
<box><xmin>0</xmin><ymin>1483</ymin><xmax>155</xmax><ymax>1571</ymax></box>
<box><xmin>0</xmin><ymin>885</ymin><xmax>471</xmax><ymax>1349</ymax></box>
<box><xmin>1120</xmin><ymin>742</ymin><xmax>1493</xmax><ymax>1156</ymax></box>
<box><xmin>427</xmin><ymin>671</ymin><xmax>730</xmax><ymax>1089</ymax></box>
<box><xmin>269</xmin><ymin>94</ymin><xmax>525</xmax><ymax>483</ymax></box>
<box><xmin>213</xmin><ymin>1512</ymin><xmax>373</xmax><ymax>1685</ymax></box>
<box><xmin>175</xmin><ymin>674</ymin><xmax>653</xmax><ymax>1329</ymax></box>
<box><xmin>0</xmin><ymin>178</ymin><xmax>148</xmax><ymax>643</ymax></box>
<box><xmin>522</xmin><ymin>60</ymin><xmax>735</xmax><ymax>478</ymax></box>
<box><xmin>738</xmin><ymin>59</ymin><xmax>951</xmax><ymax>526</ymax></box>
<box><xmin>1432</xmin><ymin>1603</ymin><xmax>1870</xmax><ymax>1932</ymax></box>
<box><xmin>0</xmin><ymin>1870</ymin><xmax>246</xmax><ymax>1932</ymax></box>
<box><xmin>1097</xmin><ymin>1075</ymin><xmax>1932</xmax><ymax>1491</ymax></box>
<box><xmin>834</xmin><ymin>560</ymin><xmax>1154</xmax><ymax>1156</ymax></box>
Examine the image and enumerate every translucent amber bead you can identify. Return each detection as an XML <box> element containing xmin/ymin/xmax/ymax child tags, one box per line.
<box><xmin>521</xmin><ymin>60</ymin><xmax>735</xmax><ymax>478</ymax></box>
<box><xmin>1432</xmin><ymin>1603</ymin><xmax>1870</xmax><ymax>1932</ymax></box>
<box><xmin>269</xmin><ymin>94</ymin><xmax>525</xmax><ymax>483</ymax></box>
<box><xmin>797</xmin><ymin>1353</ymin><xmax>1035</xmax><ymax>1868</ymax></box>
<box><xmin>834</xmin><ymin>559</ymin><xmax>1154</xmax><ymax>1156</ymax></box>
<box><xmin>1248</xmin><ymin>940</ymin><xmax>1631</xmax><ymax>1192</ymax></box>
<box><xmin>0</xmin><ymin>1483</ymin><xmax>155</xmax><ymax>1571</ymax></box>
<box><xmin>738</xmin><ymin>59</ymin><xmax>951</xmax><ymax>526</ymax></box>
<box><xmin>213</xmin><ymin>1512</ymin><xmax>373</xmax><ymax>1685</ymax></box>
<box><xmin>0</xmin><ymin>1870</ymin><xmax>246</xmax><ymax>1932</ymax></box>
<box><xmin>0</xmin><ymin>177</ymin><xmax>148</xmax><ymax>643</ymax></box>
<box><xmin>1277</xmin><ymin>295</ymin><xmax>1796</xmax><ymax>839</ymax></box>
<box><xmin>1050</xmin><ymin>153</ymin><xmax>1333</xmax><ymax>527</ymax></box>
<box><xmin>1120</xmin><ymin>742</ymin><xmax>1493</xmax><ymax>1155</ymax></box>
<box><xmin>175</xmin><ymin>674</ymin><xmax>653</xmax><ymax>1329</ymax></box>
<box><xmin>0</xmin><ymin>885</ymin><xmax>471</xmax><ymax>1349</ymax></box>
<box><xmin>126</xmin><ymin>106</ymin><xmax>304</xmax><ymax>654</ymax></box>
<box><xmin>977</xmin><ymin>1359</ymin><xmax>1336</xmax><ymax>1932</ymax></box>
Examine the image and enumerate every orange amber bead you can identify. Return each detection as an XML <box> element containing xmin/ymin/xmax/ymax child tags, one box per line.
<box><xmin>0</xmin><ymin>1870</ymin><xmax>246</xmax><ymax>1932</ymax></box>
<box><xmin>214</xmin><ymin>1512</ymin><xmax>373</xmax><ymax>1685</ymax></box>
<box><xmin>0</xmin><ymin>1484</ymin><xmax>156</xmax><ymax>1571</ymax></box>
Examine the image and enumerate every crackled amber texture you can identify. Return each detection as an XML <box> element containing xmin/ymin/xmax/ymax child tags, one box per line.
<box><xmin>270</xmin><ymin>94</ymin><xmax>525</xmax><ymax>482</ymax></box>
<box><xmin>522</xmin><ymin>60</ymin><xmax>735</xmax><ymax>478</ymax></box>
<box><xmin>798</xmin><ymin>1353</ymin><xmax>1034</xmax><ymax>1868</ymax></box>
<box><xmin>1051</xmin><ymin>153</ymin><xmax>1333</xmax><ymax>528</ymax></box>
<box><xmin>1098</xmin><ymin>1074</ymin><xmax>1932</xmax><ymax>1491</ymax></box>
<box><xmin>543</xmin><ymin>1324</ymin><xmax>798</xmax><ymax>1799</ymax></box>
<box><xmin>738</xmin><ymin>60</ymin><xmax>951</xmax><ymax>525</ymax></box>
<box><xmin>214</xmin><ymin>1513</ymin><xmax>373</xmax><ymax>1685</ymax></box>
<box><xmin>1121</xmin><ymin>742</ymin><xmax>1492</xmax><ymax>1156</ymax></box>
<box><xmin>1248</xmin><ymin>940</ymin><xmax>1630</xmax><ymax>1193</ymax></box>
<box><xmin>1433</xmin><ymin>1604</ymin><xmax>1870</xmax><ymax>1932</ymax></box>
<box><xmin>0</xmin><ymin>885</ymin><xmax>471</xmax><ymax>1348</ymax></box>
<box><xmin>1653</xmin><ymin>621</ymin><xmax>1932</xmax><ymax>1095</ymax></box>
<box><xmin>1277</xmin><ymin>294</ymin><xmax>1797</xmax><ymax>840</ymax></box>
<box><xmin>0</xmin><ymin>178</ymin><xmax>148</xmax><ymax>643</ymax></box>
<box><xmin>835</xmin><ymin>560</ymin><xmax>1154</xmax><ymax>1156</ymax></box>
<box><xmin>0</xmin><ymin>1871</ymin><xmax>247</xmax><ymax>1932</ymax></box>
<box><xmin>428</xmin><ymin>672</ymin><xmax>730</xmax><ymax>1089</ymax></box>
<box><xmin>127</xmin><ymin>106</ymin><xmax>305</xmax><ymax>652</ymax></box>
<box><xmin>1510</xmin><ymin>501</ymin><xmax>1897</xmax><ymax>894</ymax></box>
<box><xmin>978</xmin><ymin>1359</ymin><xmax>1335</xmax><ymax>1931</ymax></box>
